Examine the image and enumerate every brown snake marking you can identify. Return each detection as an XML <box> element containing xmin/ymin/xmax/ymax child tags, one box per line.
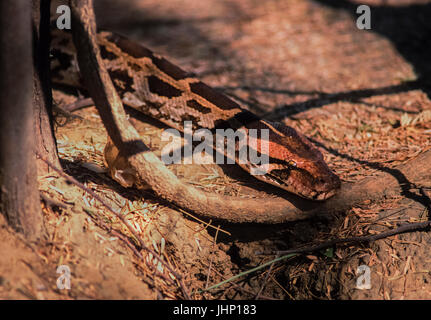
<box><xmin>51</xmin><ymin>30</ymin><xmax>340</xmax><ymax>200</ymax></box>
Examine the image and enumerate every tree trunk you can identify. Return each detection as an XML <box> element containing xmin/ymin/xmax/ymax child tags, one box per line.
<box><xmin>33</xmin><ymin>0</ymin><xmax>61</xmax><ymax>174</ymax></box>
<box><xmin>0</xmin><ymin>1</ymin><xmax>44</xmax><ymax>239</ymax></box>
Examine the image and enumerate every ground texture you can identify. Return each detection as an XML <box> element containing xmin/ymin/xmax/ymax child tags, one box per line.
<box><xmin>1</xmin><ymin>0</ymin><xmax>431</xmax><ymax>299</ymax></box>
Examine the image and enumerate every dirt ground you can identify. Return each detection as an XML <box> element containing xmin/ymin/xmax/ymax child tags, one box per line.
<box><xmin>1</xmin><ymin>0</ymin><xmax>431</xmax><ymax>300</ymax></box>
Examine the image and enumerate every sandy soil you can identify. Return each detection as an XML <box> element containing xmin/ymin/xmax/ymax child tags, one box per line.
<box><xmin>1</xmin><ymin>0</ymin><xmax>431</xmax><ymax>299</ymax></box>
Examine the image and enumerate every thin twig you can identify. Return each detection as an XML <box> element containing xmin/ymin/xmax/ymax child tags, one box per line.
<box><xmin>82</xmin><ymin>207</ymin><xmax>144</xmax><ymax>260</ymax></box>
<box><xmin>255</xmin><ymin>255</ymin><xmax>278</xmax><ymax>300</ymax></box>
<box><xmin>40</xmin><ymin>192</ymin><xmax>68</xmax><ymax>210</ymax></box>
<box><xmin>257</xmin><ymin>221</ymin><xmax>431</xmax><ymax>256</ymax></box>
<box><xmin>178</xmin><ymin>208</ymin><xmax>231</xmax><ymax>236</ymax></box>
<box><xmin>208</xmin><ymin>266</ymin><xmax>280</xmax><ymax>300</ymax></box>
<box><xmin>36</xmin><ymin>151</ymin><xmax>191</xmax><ymax>299</ymax></box>
<box><xmin>200</xmin><ymin>254</ymin><xmax>297</xmax><ymax>293</ymax></box>
<box><xmin>63</xmin><ymin>97</ymin><xmax>94</xmax><ymax>112</ymax></box>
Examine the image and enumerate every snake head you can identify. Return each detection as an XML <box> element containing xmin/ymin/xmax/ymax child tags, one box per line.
<box><xmin>246</xmin><ymin>121</ymin><xmax>341</xmax><ymax>200</ymax></box>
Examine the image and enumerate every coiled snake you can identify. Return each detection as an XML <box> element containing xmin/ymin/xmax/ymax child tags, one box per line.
<box><xmin>51</xmin><ymin>28</ymin><xmax>340</xmax><ymax>222</ymax></box>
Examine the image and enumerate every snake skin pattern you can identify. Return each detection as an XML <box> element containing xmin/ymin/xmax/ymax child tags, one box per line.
<box><xmin>51</xmin><ymin>30</ymin><xmax>340</xmax><ymax>200</ymax></box>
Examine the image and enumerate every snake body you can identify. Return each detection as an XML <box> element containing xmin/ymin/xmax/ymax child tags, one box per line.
<box><xmin>51</xmin><ymin>30</ymin><xmax>340</xmax><ymax>200</ymax></box>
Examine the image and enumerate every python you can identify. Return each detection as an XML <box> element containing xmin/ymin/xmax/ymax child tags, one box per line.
<box><xmin>161</xmin><ymin>121</ymin><xmax>270</xmax><ymax>176</ymax></box>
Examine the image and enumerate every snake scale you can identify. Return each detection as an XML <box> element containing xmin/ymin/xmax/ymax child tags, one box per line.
<box><xmin>51</xmin><ymin>29</ymin><xmax>340</xmax><ymax>203</ymax></box>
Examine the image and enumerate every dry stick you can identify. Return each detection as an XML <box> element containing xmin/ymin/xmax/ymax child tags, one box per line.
<box><xmin>202</xmin><ymin>254</ymin><xmax>296</xmax><ymax>293</ymax></box>
<box><xmin>64</xmin><ymin>95</ymin><xmax>431</xmax><ymax>225</ymax></box>
<box><xmin>177</xmin><ymin>208</ymin><xmax>231</xmax><ymax>236</ymax></box>
<box><xmin>255</xmin><ymin>255</ymin><xmax>278</xmax><ymax>300</ymax></box>
<box><xmin>63</xmin><ymin>97</ymin><xmax>94</xmax><ymax>112</ymax></box>
<box><xmin>206</xmin><ymin>219</ymin><xmax>431</xmax><ymax>293</ymax></box>
<box><xmin>52</xmin><ymin>103</ymin><xmax>83</xmax><ymax>121</ymax></box>
<box><xmin>40</xmin><ymin>192</ymin><xmax>68</xmax><ymax>210</ymax></box>
<box><xmin>208</xmin><ymin>266</ymin><xmax>280</xmax><ymax>300</ymax></box>
<box><xmin>257</xmin><ymin>220</ymin><xmax>431</xmax><ymax>256</ymax></box>
<box><xmin>61</xmin><ymin>1</ymin><xmax>431</xmax><ymax>224</ymax></box>
<box><xmin>36</xmin><ymin>152</ymin><xmax>190</xmax><ymax>299</ymax></box>
<box><xmin>39</xmin><ymin>155</ymin><xmax>142</xmax><ymax>262</ymax></box>
<box><xmin>60</xmin><ymin>92</ymin><xmax>431</xmax><ymax>223</ymax></box>
<box><xmin>85</xmin><ymin>207</ymin><xmax>144</xmax><ymax>260</ymax></box>
<box><xmin>67</xmin><ymin>1</ymin><xmax>193</xmax><ymax>298</ymax></box>
<box><xmin>208</xmin><ymin>212</ymin><xmax>431</xmax><ymax>293</ymax></box>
